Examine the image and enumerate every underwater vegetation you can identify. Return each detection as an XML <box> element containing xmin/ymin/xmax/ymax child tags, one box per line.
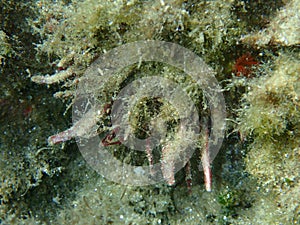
<box><xmin>237</xmin><ymin>52</ymin><xmax>300</xmax><ymax>224</ymax></box>
<box><xmin>0</xmin><ymin>0</ymin><xmax>299</xmax><ymax>224</ymax></box>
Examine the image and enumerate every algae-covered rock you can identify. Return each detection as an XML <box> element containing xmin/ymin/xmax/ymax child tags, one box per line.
<box><xmin>2</xmin><ymin>0</ymin><xmax>299</xmax><ymax>224</ymax></box>
<box><xmin>238</xmin><ymin>52</ymin><xmax>300</xmax><ymax>223</ymax></box>
<box><xmin>0</xmin><ymin>30</ymin><xmax>13</xmax><ymax>66</ymax></box>
<box><xmin>241</xmin><ymin>0</ymin><xmax>300</xmax><ymax>46</ymax></box>
<box><xmin>31</xmin><ymin>0</ymin><xmax>243</xmax><ymax>90</ymax></box>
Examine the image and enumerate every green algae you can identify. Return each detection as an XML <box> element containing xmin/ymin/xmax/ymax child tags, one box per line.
<box><xmin>1</xmin><ymin>0</ymin><xmax>299</xmax><ymax>224</ymax></box>
<box><xmin>237</xmin><ymin>52</ymin><xmax>300</xmax><ymax>223</ymax></box>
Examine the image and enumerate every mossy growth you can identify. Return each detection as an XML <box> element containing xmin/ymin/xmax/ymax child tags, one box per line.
<box><xmin>0</xmin><ymin>30</ymin><xmax>13</xmax><ymax>67</ymax></box>
<box><xmin>0</xmin><ymin>1</ymin><xmax>99</xmax><ymax>223</ymax></box>
<box><xmin>30</xmin><ymin>0</ymin><xmax>248</xmax><ymax>89</ymax></box>
<box><xmin>238</xmin><ymin>52</ymin><xmax>300</xmax><ymax>223</ymax></box>
<box><xmin>2</xmin><ymin>0</ymin><xmax>299</xmax><ymax>224</ymax></box>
